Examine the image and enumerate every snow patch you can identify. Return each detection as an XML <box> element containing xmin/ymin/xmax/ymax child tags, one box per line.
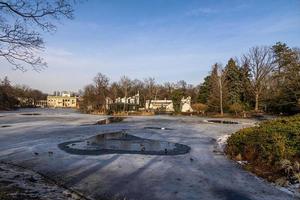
<box><xmin>216</xmin><ymin>134</ymin><xmax>231</xmax><ymax>152</ymax></box>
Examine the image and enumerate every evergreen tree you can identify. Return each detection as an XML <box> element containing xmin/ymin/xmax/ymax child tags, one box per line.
<box><xmin>0</xmin><ymin>76</ymin><xmax>18</xmax><ymax>110</ymax></box>
<box><xmin>171</xmin><ymin>89</ymin><xmax>184</xmax><ymax>113</ymax></box>
<box><xmin>224</xmin><ymin>58</ymin><xmax>242</xmax><ymax>105</ymax></box>
<box><xmin>239</xmin><ymin>61</ymin><xmax>253</xmax><ymax>108</ymax></box>
<box><xmin>197</xmin><ymin>75</ymin><xmax>211</xmax><ymax>104</ymax></box>
<box><xmin>270</xmin><ymin>42</ymin><xmax>300</xmax><ymax>113</ymax></box>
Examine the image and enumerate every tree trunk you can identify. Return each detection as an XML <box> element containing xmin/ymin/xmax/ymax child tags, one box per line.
<box><xmin>255</xmin><ymin>92</ymin><xmax>259</xmax><ymax>112</ymax></box>
<box><xmin>219</xmin><ymin>77</ymin><xmax>223</xmax><ymax>116</ymax></box>
<box><xmin>123</xmin><ymin>87</ymin><xmax>127</xmax><ymax>112</ymax></box>
<box><xmin>123</xmin><ymin>96</ymin><xmax>126</xmax><ymax>112</ymax></box>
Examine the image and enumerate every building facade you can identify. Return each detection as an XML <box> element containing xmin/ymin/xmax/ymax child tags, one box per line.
<box><xmin>106</xmin><ymin>93</ymin><xmax>140</xmax><ymax>112</ymax></box>
<box><xmin>145</xmin><ymin>96</ymin><xmax>193</xmax><ymax>113</ymax></box>
<box><xmin>47</xmin><ymin>91</ymin><xmax>77</xmax><ymax>108</ymax></box>
<box><xmin>145</xmin><ymin>99</ymin><xmax>174</xmax><ymax>112</ymax></box>
<box><xmin>35</xmin><ymin>100</ymin><xmax>47</xmax><ymax>108</ymax></box>
<box><xmin>181</xmin><ymin>96</ymin><xmax>193</xmax><ymax>112</ymax></box>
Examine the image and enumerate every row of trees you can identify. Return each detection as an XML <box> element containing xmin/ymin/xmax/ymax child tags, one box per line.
<box><xmin>198</xmin><ymin>42</ymin><xmax>300</xmax><ymax>115</ymax></box>
<box><xmin>80</xmin><ymin>75</ymin><xmax>198</xmax><ymax>113</ymax></box>
<box><xmin>0</xmin><ymin>77</ymin><xmax>46</xmax><ymax>110</ymax></box>
<box><xmin>81</xmin><ymin>42</ymin><xmax>299</xmax><ymax>115</ymax></box>
<box><xmin>3</xmin><ymin>41</ymin><xmax>297</xmax><ymax>116</ymax></box>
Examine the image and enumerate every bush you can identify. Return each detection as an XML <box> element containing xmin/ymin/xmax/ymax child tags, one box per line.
<box><xmin>228</xmin><ymin>102</ymin><xmax>244</xmax><ymax>116</ymax></box>
<box><xmin>192</xmin><ymin>103</ymin><xmax>208</xmax><ymax>114</ymax></box>
<box><xmin>225</xmin><ymin>114</ymin><xmax>300</xmax><ymax>182</ymax></box>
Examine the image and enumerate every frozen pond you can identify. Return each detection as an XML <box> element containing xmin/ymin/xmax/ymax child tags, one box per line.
<box><xmin>0</xmin><ymin>108</ymin><xmax>295</xmax><ymax>200</ymax></box>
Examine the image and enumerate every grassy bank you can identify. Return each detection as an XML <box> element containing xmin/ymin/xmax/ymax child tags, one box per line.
<box><xmin>225</xmin><ymin>114</ymin><xmax>300</xmax><ymax>186</ymax></box>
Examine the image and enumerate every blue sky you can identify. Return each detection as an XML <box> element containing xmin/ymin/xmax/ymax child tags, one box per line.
<box><xmin>1</xmin><ymin>0</ymin><xmax>300</xmax><ymax>93</ymax></box>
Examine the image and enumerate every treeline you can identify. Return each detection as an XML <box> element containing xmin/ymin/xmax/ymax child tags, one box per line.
<box><xmin>81</xmin><ymin>42</ymin><xmax>300</xmax><ymax>115</ymax></box>
<box><xmin>80</xmin><ymin>74</ymin><xmax>198</xmax><ymax>113</ymax></box>
<box><xmin>0</xmin><ymin>77</ymin><xmax>47</xmax><ymax>110</ymax></box>
<box><xmin>198</xmin><ymin>42</ymin><xmax>300</xmax><ymax>115</ymax></box>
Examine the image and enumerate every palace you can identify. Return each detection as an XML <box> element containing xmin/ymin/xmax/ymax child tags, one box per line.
<box><xmin>47</xmin><ymin>91</ymin><xmax>77</xmax><ymax>108</ymax></box>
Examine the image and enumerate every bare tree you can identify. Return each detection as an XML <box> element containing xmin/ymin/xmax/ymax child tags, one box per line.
<box><xmin>119</xmin><ymin>76</ymin><xmax>131</xmax><ymax>111</ymax></box>
<box><xmin>93</xmin><ymin>73</ymin><xmax>110</xmax><ymax>111</ymax></box>
<box><xmin>144</xmin><ymin>77</ymin><xmax>156</xmax><ymax>109</ymax></box>
<box><xmin>242</xmin><ymin>46</ymin><xmax>274</xmax><ymax>111</ymax></box>
<box><xmin>109</xmin><ymin>81</ymin><xmax>120</xmax><ymax>101</ymax></box>
<box><xmin>163</xmin><ymin>82</ymin><xmax>174</xmax><ymax>96</ymax></box>
<box><xmin>0</xmin><ymin>0</ymin><xmax>74</xmax><ymax>71</ymax></box>
<box><xmin>208</xmin><ymin>63</ymin><xmax>227</xmax><ymax>116</ymax></box>
<box><xmin>176</xmin><ymin>80</ymin><xmax>187</xmax><ymax>94</ymax></box>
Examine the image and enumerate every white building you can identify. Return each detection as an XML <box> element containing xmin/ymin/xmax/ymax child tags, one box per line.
<box><xmin>181</xmin><ymin>96</ymin><xmax>193</xmax><ymax>112</ymax></box>
<box><xmin>106</xmin><ymin>93</ymin><xmax>140</xmax><ymax>112</ymax></box>
<box><xmin>145</xmin><ymin>96</ymin><xmax>193</xmax><ymax>113</ymax></box>
<box><xmin>114</xmin><ymin>92</ymin><xmax>140</xmax><ymax>105</ymax></box>
<box><xmin>145</xmin><ymin>99</ymin><xmax>174</xmax><ymax>112</ymax></box>
<box><xmin>61</xmin><ymin>91</ymin><xmax>71</xmax><ymax>97</ymax></box>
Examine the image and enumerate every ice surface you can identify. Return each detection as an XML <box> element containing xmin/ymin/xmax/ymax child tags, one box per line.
<box><xmin>0</xmin><ymin>108</ymin><xmax>296</xmax><ymax>200</ymax></box>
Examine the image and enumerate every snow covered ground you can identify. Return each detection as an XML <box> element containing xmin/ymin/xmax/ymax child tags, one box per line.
<box><xmin>0</xmin><ymin>108</ymin><xmax>297</xmax><ymax>200</ymax></box>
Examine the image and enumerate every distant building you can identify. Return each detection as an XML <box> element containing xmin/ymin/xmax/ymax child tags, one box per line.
<box><xmin>145</xmin><ymin>96</ymin><xmax>193</xmax><ymax>113</ymax></box>
<box><xmin>17</xmin><ymin>97</ymin><xmax>34</xmax><ymax>107</ymax></box>
<box><xmin>61</xmin><ymin>91</ymin><xmax>71</xmax><ymax>97</ymax></box>
<box><xmin>47</xmin><ymin>91</ymin><xmax>77</xmax><ymax>108</ymax></box>
<box><xmin>181</xmin><ymin>96</ymin><xmax>193</xmax><ymax>112</ymax></box>
<box><xmin>36</xmin><ymin>100</ymin><xmax>47</xmax><ymax>108</ymax></box>
<box><xmin>107</xmin><ymin>92</ymin><xmax>140</xmax><ymax>112</ymax></box>
<box><xmin>145</xmin><ymin>99</ymin><xmax>174</xmax><ymax>112</ymax></box>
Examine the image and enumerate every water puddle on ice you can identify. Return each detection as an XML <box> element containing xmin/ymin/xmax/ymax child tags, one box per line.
<box><xmin>144</xmin><ymin>127</ymin><xmax>173</xmax><ymax>130</ymax></box>
<box><xmin>20</xmin><ymin>113</ymin><xmax>41</xmax><ymax>116</ymax></box>
<box><xmin>206</xmin><ymin>120</ymin><xmax>239</xmax><ymax>124</ymax></box>
<box><xmin>1</xmin><ymin>125</ymin><xmax>11</xmax><ymax>128</ymax></box>
<box><xmin>58</xmin><ymin>131</ymin><xmax>190</xmax><ymax>156</ymax></box>
<box><xmin>95</xmin><ymin>117</ymin><xmax>125</xmax><ymax>125</ymax></box>
<box><xmin>80</xmin><ymin>117</ymin><xmax>126</xmax><ymax>126</ymax></box>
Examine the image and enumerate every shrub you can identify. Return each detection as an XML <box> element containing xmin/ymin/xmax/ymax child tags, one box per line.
<box><xmin>192</xmin><ymin>103</ymin><xmax>208</xmax><ymax>114</ymax></box>
<box><xmin>225</xmin><ymin>114</ymin><xmax>300</xmax><ymax>182</ymax></box>
<box><xmin>228</xmin><ymin>102</ymin><xmax>244</xmax><ymax>116</ymax></box>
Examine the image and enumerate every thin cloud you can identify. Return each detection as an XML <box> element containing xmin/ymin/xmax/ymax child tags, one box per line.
<box><xmin>186</xmin><ymin>8</ymin><xmax>218</xmax><ymax>16</ymax></box>
<box><xmin>45</xmin><ymin>47</ymin><xmax>73</xmax><ymax>57</ymax></box>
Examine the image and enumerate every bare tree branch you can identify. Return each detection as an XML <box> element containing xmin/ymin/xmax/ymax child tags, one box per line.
<box><xmin>242</xmin><ymin>46</ymin><xmax>275</xmax><ymax>111</ymax></box>
<box><xmin>0</xmin><ymin>0</ymin><xmax>75</xmax><ymax>71</ymax></box>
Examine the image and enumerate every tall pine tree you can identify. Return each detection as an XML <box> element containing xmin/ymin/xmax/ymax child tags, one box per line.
<box><xmin>224</xmin><ymin>58</ymin><xmax>243</xmax><ymax>105</ymax></box>
<box><xmin>269</xmin><ymin>42</ymin><xmax>300</xmax><ymax>113</ymax></box>
<box><xmin>197</xmin><ymin>75</ymin><xmax>211</xmax><ymax>104</ymax></box>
